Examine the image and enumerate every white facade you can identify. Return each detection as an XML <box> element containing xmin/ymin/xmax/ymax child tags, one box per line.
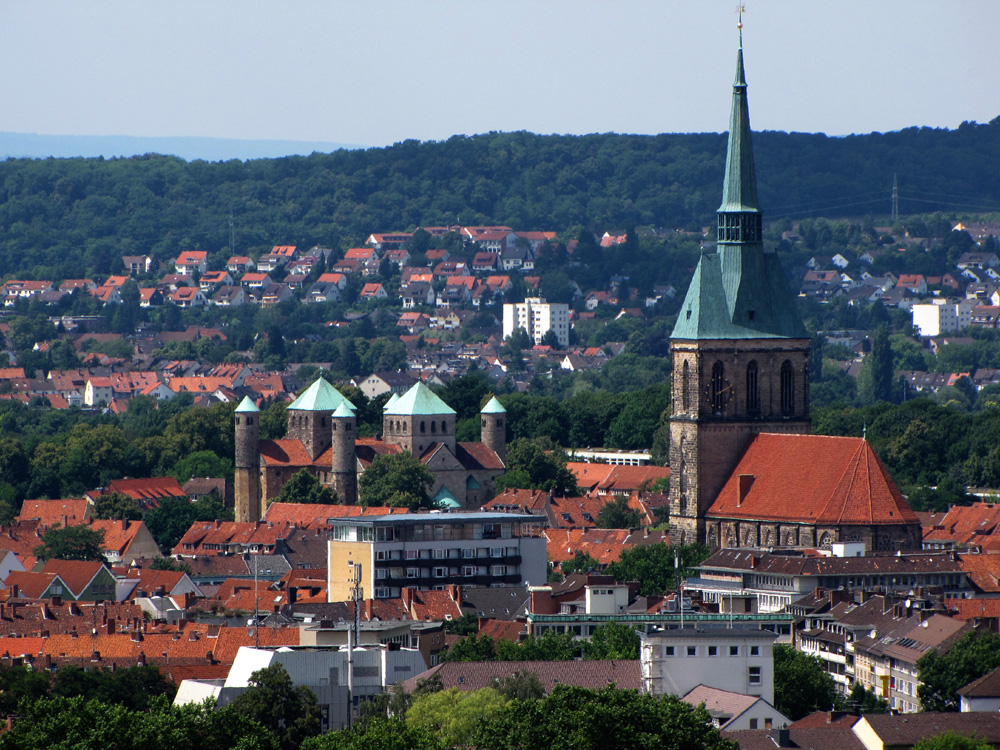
<box><xmin>912</xmin><ymin>300</ymin><xmax>975</xmax><ymax>337</ymax></box>
<box><xmin>503</xmin><ymin>297</ymin><xmax>570</xmax><ymax>347</ymax></box>
<box><xmin>640</xmin><ymin>628</ymin><xmax>777</xmax><ymax>703</ymax></box>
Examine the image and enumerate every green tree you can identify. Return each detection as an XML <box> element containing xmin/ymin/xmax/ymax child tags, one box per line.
<box><xmin>773</xmin><ymin>643</ymin><xmax>837</xmax><ymax>720</ymax></box>
<box><xmin>34</xmin><ymin>524</ymin><xmax>106</xmax><ymax>562</ymax></box>
<box><xmin>912</xmin><ymin>732</ymin><xmax>993</xmax><ymax>750</ymax></box>
<box><xmin>358</xmin><ymin>452</ymin><xmax>434</xmax><ymax>509</ymax></box>
<box><xmin>843</xmin><ymin>682</ymin><xmax>888</xmax><ymax>714</ymax></box>
<box><xmin>494</xmin><ymin>438</ymin><xmax>579</xmax><ymax>497</ymax></box>
<box><xmin>171</xmin><ymin>449</ymin><xmax>233</xmax><ymax>485</ymax></box>
<box><xmin>226</xmin><ymin>664</ymin><xmax>322</xmax><ymax>750</ymax></box>
<box><xmin>918</xmin><ymin>631</ymin><xmax>1000</xmax><ymax>712</ymax></box>
<box><xmin>406</xmin><ymin>687</ymin><xmax>507</xmax><ymax>747</ymax></box>
<box><xmin>272</xmin><ymin>468</ymin><xmax>340</xmax><ymax>505</ymax></box>
<box><xmin>858</xmin><ymin>326</ymin><xmax>895</xmax><ymax>405</ymax></box>
<box><xmin>443</xmin><ymin>612</ymin><xmax>479</xmax><ymax>636</ymax></box>
<box><xmin>583</xmin><ymin>621</ymin><xmax>640</xmax><ymax>660</ymax></box>
<box><xmin>92</xmin><ymin>492</ymin><xmax>143</xmax><ymax>521</ymax></box>
<box><xmin>606</xmin><ymin>542</ymin><xmax>709</xmax><ymax>596</ymax></box>
<box><xmin>496</xmin><ymin>669</ymin><xmax>545</xmax><ymax>701</ymax></box>
<box><xmin>560</xmin><ymin>549</ymin><xmax>599</xmax><ymax>575</ymax></box>
<box><xmin>144</xmin><ymin>494</ymin><xmax>232</xmax><ymax>553</ymax></box>
<box><xmin>596</xmin><ymin>495</ymin><xmax>641</xmax><ymax>529</ymax></box>
<box><xmin>471</xmin><ymin>685</ymin><xmax>737</xmax><ymax>750</ymax></box>
<box><xmin>302</xmin><ymin>717</ymin><xmax>444</xmax><ymax>750</ymax></box>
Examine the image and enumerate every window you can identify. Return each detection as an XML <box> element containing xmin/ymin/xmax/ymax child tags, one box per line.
<box><xmin>682</xmin><ymin>360</ymin><xmax>690</xmax><ymax>411</ymax></box>
<box><xmin>405</xmin><ymin>550</ymin><xmax>418</xmax><ymax>560</ymax></box>
<box><xmin>711</xmin><ymin>361</ymin><xmax>726</xmax><ymax>413</ymax></box>
<box><xmin>491</xmin><ymin>565</ymin><xmax>506</xmax><ymax>576</ymax></box>
<box><xmin>750</xmin><ymin>646</ymin><xmax>760</xmax><ymax>656</ymax></box>
<box><xmin>407</xmin><ymin>568</ymin><xmax>418</xmax><ymax>578</ymax></box>
<box><xmin>490</xmin><ymin>548</ymin><xmax>503</xmax><ymax>558</ymax></box>
<box><xmin>433</xmin><ymin>567</ymin><xmax>446</xmax><ymax>578</ymax></box>
<box><xmin>746</xmin><ymin>360</ymin><xmax>759</xmax><ymax>415</ymax></box>
<box><xmin>780</xmin><ymin>359</ymin><xmax>795</xmax><ymax>416</ymax></box>
<box><xmin>708</xmin><ymin>646</ymin><xmax>718</xmax><ymax>656</ymax></box>
<box><xmin>462</xmin><ymin>548</ymin><xmax>475</xmax><ymax>558</ymax></box>
<box><xmin>375</xmin><ymin>550</ymin><xmax>389</xmax><ymax>561</ymax></box>
<box><xmin>433</xmin><ymin>549</ymin><xmax>445</xmax><ymax>559</ymax></box>
<box><xmin>730</xmin><ymin>646</ymin><xmax>739</xmax><ymax>656</ymax></box>
<box><xmin>749</xmin><ymin>666</ymin><xmax>761</xmax><ymax>685</ymax></box>
<box><xmin>687</xmin><ymin>646</ymin><xmax>697</xmax><ymax>657</ymax></box>
<box><xmin>463</xmin><ymin>566</ymin><xmax>476</xmax><ymax>577</ymax></box>
<box><xmin>374</xmin><ymin>587</ymin><xmax>390</xmax><ymax>599</ymax></box>
<box><xmin>749</xmin><ymin>719</ymin><xmax>758</xmax><ymax>730</ymax></box>
<box><xmin>665</xmin><ymin>646</ymin><xmax>675</xmax><ymax>656</ymax></box>
<box><xmin>375</xmin><ymin>569</ymin><xmax>387</xmax><ymax>579</ymax></box>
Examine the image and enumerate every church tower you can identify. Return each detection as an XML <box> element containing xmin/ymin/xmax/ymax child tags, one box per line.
<box><xmin>234</xmin><ymin>396</ymin><xmax>262</xmax><ymax>523</ymax></box>
<box><xmin>330</xmin><ymin>402</ymin><xmax>357</xmax><ymax>504</ymax></box>
<box><xmin>480</xmin><ymin>396</ymin><xmax>507</xmax><ymax>462</ymax></box>
<box><xmin>668</xmin><ymin>38</ymin><xmax>811</xmax><ymax>547</ymax></box>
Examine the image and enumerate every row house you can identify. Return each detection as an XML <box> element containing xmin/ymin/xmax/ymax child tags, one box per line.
<box><xmin>2</xmin><ymin>280</ymin><xmax>55</xmax><ymax>301</ymax></box>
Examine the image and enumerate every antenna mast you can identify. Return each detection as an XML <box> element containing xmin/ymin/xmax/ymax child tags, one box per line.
<box><xmin>229</xmin><ymin>210</ymin><xmax>235</xmax><ymax>255</ymax></box>
<box><xmin>891</xmin><ymin>175</ymin><xmax>899</xmax><ymax>222</ymax></box>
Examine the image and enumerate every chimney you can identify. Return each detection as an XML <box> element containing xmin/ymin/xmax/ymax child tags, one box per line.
<box><xmin>105</xmin><ymin>618</ymin><xmax>115</xmax><ymax>635</ymax></box>
<box><xmin>400</xmin><ymin>587</ymin><xmax>413</xmax><ymax>611</ymax></box>
<box><xmin>772</xmin><ymin>728</ymin><xmax>791</xmax><ymax>748</ymax></box>
<box><xmin>9</xmin><ymin>585</ymin><xmax>17</xmax><ymax>600</ymax></box>
<box><xmin>528</xmin><ymin>586</ymin><xmax>557</xmax><ymax>615</ymax></box>
<box><xmin>364</xmin><ymin>599</ymin><xmax>372</xmax><ymax>621</ymax></box>
<box><xmin>61</xmin><ymin>515</ymin><xmax>68</xmax><ymax>528</ymax></box>
<box><xmin>736</xmin><ymin>475</ymin><xmax>754</xmax><ymax>507</ymax></box>
<box><xmin>447</xmin><ymin>583</ymin><xmax>462</xmax><ymax>603</ymax></box>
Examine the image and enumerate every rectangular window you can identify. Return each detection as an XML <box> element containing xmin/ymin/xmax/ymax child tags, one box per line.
<box><xmin>375</xmin><ymin>550</ymin><xmax>389</xmax><ymax>561</ymax></box>
<box><xmin>463</xmin><ymin>566</ymin><xmax>476</xmax><ymax>577</ymax></box>
<box><xmin>433</xmin><ymin>567</ymin><xmax>446</xmax><ymax>578</ymax></box>
<box><xmin>374</xmin><ymin>587</ymin><xmax>390</xmax><ymax>598</ymax></box>
<box><xmin>730</xmin><ymin>646</ymin><xmax>739</xmax><ymax>656</ymax></box>
<box><xmin>750</xmin><ymin>646</ymin><xmax>760</xmax><ymax>656</ymax></box>
<box><xmin>463</xmin><ymin>548</ymin><xmax>475</xmax><ymax>558</ymax></box>
<box><xmin>708</xmin><ymin>646</ymin><xmax>718</xmax><ymax>656</ymax></box>
<box><xmin>375</xmin><ymin>569</ymin><xmax>387</xmax><ymax>579</ymax></box>
<box><xmin>407</xmin><ymin>568</ymin><xmax>418</xmax><ymax>578</ymax></box>
<box><xmin>406</xmin><ymin>550</ymin><xmax>418</xmax><ymax>560</ymax></box>
<box><xmin>433</xmin><ymin>549</ymin><xmax>445</xmax><ymax>559</ymax></box>
<box><xmin>490</xmin><ymin>548</ymin><xmax>503</xmax><ymax>558</ymax></box>
<box><xmin>687</xmin><ymin>646</ymin><xmax>697</xmax><ymax>657</ymax></box>
<box><xmin>749</xmin><ymin>667</ymin><xmax>761</xmax><ymax>685</ymax></box>
<box><xmin>749</xmin><ymin>719</ymin><xmax>758</xmax><ymax>730</ymax></box>
<box><xmin>665</xmin><ymin>646</ymin><xmax>675</xmax><ymax>656</ymax></box>
<box><xmin>491</xmin><ymin>565</ymin><xmax>506</xmax><ymax>576</ymax></box>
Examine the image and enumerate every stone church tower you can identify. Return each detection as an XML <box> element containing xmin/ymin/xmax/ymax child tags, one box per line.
<box><xmin>234</xmin><ymin>396</ymin><xmax>263</xmax><ymax>523</ymax></box>
<box><xmin>668</xmin><ymin>42</ymin><xmax>811</xmax><ymax>547</ymax></box>
<box><xmin>330</xmin><ymin>402</ymin><xmax>357</xmax><ymax>504</ymax></box>
<box><xmin>480</xmin><ymin>396</ymin><xmax>507</xmax><ymax>462</ymax></box>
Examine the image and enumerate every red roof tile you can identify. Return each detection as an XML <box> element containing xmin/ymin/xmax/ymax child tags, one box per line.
<box><xmin>708</xmin><ymin>434</ymin><xmax>918</xmax><ymax>525</ymax></box>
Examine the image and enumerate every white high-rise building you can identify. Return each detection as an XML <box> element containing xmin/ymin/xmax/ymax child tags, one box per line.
<box><xmin>503</xmin><ymin>297</ymin><xmax>570</xmax><ymax>347</ymax></box>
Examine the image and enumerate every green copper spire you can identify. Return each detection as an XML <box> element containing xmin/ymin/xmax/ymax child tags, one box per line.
<box><xmin>718</xmin><ymin>47</ymin><xmax>760</xmax><ymax>216</ymax></box>
<box><xmin>671</xmin><ymin>39</ymin><xmax>807</xmax><ymax>341</ymax></box>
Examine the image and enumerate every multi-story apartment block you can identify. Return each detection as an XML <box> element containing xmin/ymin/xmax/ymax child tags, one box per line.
<box><xmin>326</xmin><ymin>512</ymin><xmax>547</xmax><ymax>601</ymax></box>
<box><xmin>502</xmin><ymin>297</ymin><xmax>570</xmax><ymax>347</ymax></box>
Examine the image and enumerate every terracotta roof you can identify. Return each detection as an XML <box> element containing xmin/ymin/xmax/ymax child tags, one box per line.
<box><xmin>958</xmin><ymin>553</ymin><xmax>1000</xmax><ymax>593</ymax></box>
<box><xmin>923</xmin><ymin>503</ymin><xmax>1000</xmax><ymax>548</ymax></box>
<box><xmin>259</xmin><ymin>439</ymin><xmax>315</xmax><ymax>467</ymax></box>
<box><xmin>456</xmin><ymin>442</ymin><xmax>505</xmax><ymax>471</ymax></box>
<box><xmin>40</xmin><ymin>560</ymin><xmax>107</xmax><ymax>598</ymax></box>
<box><xmin>4</xmin><ymin>571</ymin><xmax>60</xmax><ymax>599</ymax></box>
<box><xmin>708</xmin><ymin>434</ymin><xmax>918</xmax><ymax>525</ymax></box>
<box><xmin>103</xmin><ymin>477</ymin><xmax>186</xmax><ymax>503</ymax></box>
<box><xmin>682</xmin><ymin>685</ymin><xmax>760</xmax><ymax>722</ymax></box>
<box><xmin>947</xmin><ymin>597</ymin><xmax>1000</xmax><ymax>619</ymax></box>
<box><xmin>90</xmin><ymin>520</ymin><xmax>151</xmax><ymax>557</ymax></box>
<box><xmin>212</xmin><ymin>626</ymin><xmax>299</xmax><ymax>663</ymax></box>
<box><xmin>859</xmin><ymin>712</ymin><xmax>1000</xmax><ymax>746</ymax></box>
<box><xmin>788</xmin><ymin>711</ymin><xmax>860</xmax><ymax>729</ymax></box>
<box><xmin>726</xmin><ymin>727</ymin><xmax>864</xmax><ymax>750</ymax></box>
<box><xmin>19</xmin><ymin>499</ymin><xmax>91</xmax><ymax>527</ymax></box>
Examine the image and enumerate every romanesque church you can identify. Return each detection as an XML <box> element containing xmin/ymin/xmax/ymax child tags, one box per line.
<box><xmin>667</xmin><ymin>41</ymin><xmax>922</xmax><ymax>552</ymax></box>
<box><xmin>233</xmin><ymin>380</ymin><xmax>506</xmax><ymax>522</ymax></box>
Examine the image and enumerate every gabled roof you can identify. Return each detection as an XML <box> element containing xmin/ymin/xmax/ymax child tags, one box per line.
<box><xmin>287</xmin><ymin>378</ymin><xmax>355</xmax><ymax>412</ymax></box>
<box><xmin>401</xmin><ymin>660</ymin><xmax>640</xmax><ymax>694</ymax></box>
<box><xmin>40</xmin><ymin>560</ymin><xmax>109</xmax><ymax>598</ymax></box>
<box><xmin>707</xmin><ymin>434</ymin><xmax>918</xmax><ymax>526</ymax></box>
<box><xmin>384</xmin><ymin>381</ymin><xmax>455</xmax><ymax>416</ymax></box>
<box><xmin>19</xmin><ymin>498</ymin><xmax>91</xmax><ymax>527</ymax></box>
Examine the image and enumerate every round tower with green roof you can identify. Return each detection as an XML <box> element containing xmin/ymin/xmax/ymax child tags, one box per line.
<box><xmin>330</xmin><ymin>402</ymin><xmax>357</xmax><ymax>504</ymax></box>
<box><xmin>234</xmin><ymin>396</ymin><xmax>262</xmax><ymax>523</ymax></box>
<box><xmin>480</xmin><ymin>395</ymin><xmax>507</xmax><ymax>462</ymax></box>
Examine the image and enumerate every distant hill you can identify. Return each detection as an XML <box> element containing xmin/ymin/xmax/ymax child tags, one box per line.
<box><xmin>0</xmin><ymin>121</ymin><xmax>998</xmax><ymax>280</ymax></box>
<box><xmin>0</xmin><ymin>132</ymin><xmax>362</xmax><ymax>162</ymax></box>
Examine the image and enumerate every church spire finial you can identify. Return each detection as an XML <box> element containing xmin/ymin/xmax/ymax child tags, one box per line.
<box><xmin>737</xmin><ymin>3</ymin><xmax>745</xmax><ymax>49</ymax></box>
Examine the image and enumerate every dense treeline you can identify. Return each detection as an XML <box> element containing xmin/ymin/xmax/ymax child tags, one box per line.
<box><xmin>1</xmin><ymin>121</ymin><xmax>999</xmax><ymax>278</ymax></box>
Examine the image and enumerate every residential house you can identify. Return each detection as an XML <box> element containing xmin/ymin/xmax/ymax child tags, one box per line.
<box><xmin>682</xmin><ymin>685</ymin><xmax>789</xmax><ymax>732</ymax></box>
<box><xmin>255</xmin><ymin>253</ymin><xmax>289</xmax><ymax>273</ymax></box>
<box><xmin>138</xmin><ymin>288</ymin><xmax>165</xmax><ymax>307</ymax></box>
<box><xmin>212</xmin><ymin>286</ymin><xmax>247</xmax><ymax>307</ymax></box>
<box><xmin>91</xmin><ymin>519</ymin><xmax>162</xmax><ymax>564</ymax></box>
<box><xmin>226</xmin><ymin>256</ymin><xmax>254</xmax><ymax>275</ymax></box>
<box><xmin>354</xmin><ymin>371</ymin><xmax>418</xmax><ymax>400</ymax></box>
<box><xmin>896</xmin><ymin>275</ymin><xmax>928</xmax><ymax>295</ymax></box>
<box><xmin>959</xmin><ymin>667</ymin><xmax>1000</xmax><ymax>712</ymax></box>
<box><xmin>174</xmin><ymin>251</ymin><xmax>208</xmax><ymax>276</ymax></box>
<box><xmin>198</xmin><ymin>271</ymin><xmax>233</xmax><ymax>293</ymax></box>
<box><xmin>397</xmin><ymin>311</ymin><xmax>430</xmax><ymax>334</ymax></box>
<box><xmin>472</xmin><ymin>252</ymin><xmax>498</xmax><ymax>272</ymax></box>
<box><xmin>239</xmin><ymin>272</ymin><xmax>272</xmax><ymax>291</ymax></box>
<box><xmin>956</xmin><ymin>252</ymin><xmax>1000</xmax><ymax>270</ymax></box>
<box><xmin>168</xmin><ymin>287</ymin><xmax>208</xmax><ymax>308</ymax></box>
<box><xmin>400</xmin><ymin>282</ymin><xmax>434</xmax><ymax>309</ymax></box>
<box><xmin>367</xmin><ymin>233</ymin><xmax>413</xmax><ymax>251</ymax></box>
<box><xmin>122</xmin><ymin>255</ymin><xmax>154</xmax><ymax>275</ymax></box>
<box><xmin>305</xmin><ymin>281</ymin><xmax>342</xmax><ymax>304</ymax></box>
<box><xmin>40</xmin><ymin>560</ymin><xmax>119</xmax><ymax>602</ymax></box>
<box><xmin>500</xmin><ymin>246</ymin><xmax>534</xmax><ymax>271</ymax></box>
<box><xmin>59</xmin><ymin>279</ymin><xmax>97</xmax><ymax>293</ymax></box>
<box><xmin>383</xmin><ymin>248</ymin><xmax>411</xmax><ymax>267</ymax></box>
<box><xmin>260</xmin><ymin>283</ymin><xmax>294</xmax><ymax>307</ymax></box>
<box><xmin>359</xmin><ymin>283</ymin><xmax>387</xmax><ymax>301</ymax></box>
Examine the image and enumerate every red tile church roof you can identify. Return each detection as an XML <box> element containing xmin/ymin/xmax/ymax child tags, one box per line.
<box><xmin>708</xmin><ymin>434</ymin><xmax>918</xmax><ymax>526</ymax></box>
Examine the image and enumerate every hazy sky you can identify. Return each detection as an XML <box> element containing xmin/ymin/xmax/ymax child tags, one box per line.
<box><xmin>2</xmin><ymin>1</ymin><xmax>998</xmax><ymax>148</ymax></box>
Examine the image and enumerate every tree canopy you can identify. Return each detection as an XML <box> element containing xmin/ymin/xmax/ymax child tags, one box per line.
<box><xmin>33</xmin><ymin>524</ymin><xmax>106</xmax><ymax>562</ymax></box>
<box><xmin>918</xmin><ymin>631</ymin><xmax>1000</xmax><ymax>713</ymax></box>
<box><xmin>773</xmin><ymin>643</ymin><xmax>838</xmax><ymax>721</ymax></box>
<box><xmin>358</xmin><ymin>452</ymin><xmax>435</xmax><ymax>509</ymax></box>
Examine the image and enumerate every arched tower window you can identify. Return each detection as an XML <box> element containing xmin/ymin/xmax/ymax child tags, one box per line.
<box><xmin>711</xmin><ymin>361</ymin><xmax>726</xmax><ymax>414</ymax></box>
<box><xmin>781</xmin><ymin>359</ymin><xmax>794</xmax><ymax>416</ymax></box>
<box><xmin>682</xmin><ymin>360</ymin><xmax>690</xmax><ymax>411</ymax></box>
<box><xmin>746</xmin><ymin>360</ymin><xmax>759</xmax><ymax>416</ymax></box>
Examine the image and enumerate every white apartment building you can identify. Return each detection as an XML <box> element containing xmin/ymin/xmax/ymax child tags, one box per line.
<box><xmin>640</xmin><ymin>627</ymin><xmax>778</xmax><ymax>704</ymax></box>
<box><xmin>503</xmin><ymin>297</ymin><xmax>570</xmax><ymax>347</ymax></box>
<box><xmin>911</xmin><ymin>299</ymin><xmax>975</xmax><ymax>337</ymax></box>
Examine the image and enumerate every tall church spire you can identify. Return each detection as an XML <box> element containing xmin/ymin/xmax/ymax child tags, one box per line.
<box><xmin>718</xmin><ymin>46</ymin><xmax>760</xmax><ymax>218</ymax></box>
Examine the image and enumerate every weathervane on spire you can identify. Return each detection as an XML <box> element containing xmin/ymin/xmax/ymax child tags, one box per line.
<box><xmin>736</xmin><ymin>3</ymin><xmax>745</xmax><ymax>47</ymax></box>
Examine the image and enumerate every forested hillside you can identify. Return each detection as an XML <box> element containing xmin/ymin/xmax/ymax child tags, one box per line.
<box><xmin>1</xmin><ymin>120</ymin><xmax>998</xmax><ymax>279</ymax></box>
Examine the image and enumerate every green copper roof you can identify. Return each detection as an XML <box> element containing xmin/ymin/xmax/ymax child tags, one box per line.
<box><xmin>433</xmin><ymin>486</ymin><xmax>461</xmax><ymax>508</ymax></box>
<box><xmin>385</xmin><ymin>382</ymin><xmax>456</xmax><ymax>417</ymax></box>
<box><xmin>383</xmin><ymin>392</ymin><xmax>400</xmax><ymax>412</ymax></box>
<box><xmin>719</xmin><ymin>47</ymin><xmax>760</xmax><ymax>214</ymax></box>
<box><xmin>332</xmin><ymin>402</ymin><xmax>354</xmax><ymax>419</ymax></box>
<box><xmin>287</xmin><ymin>378</ymin><xmax>356</xmax><ymax>412</ymax></box>
<box><xmin>481</xmin><ymin>396</ymin><xmax>506</xmax><ymax>414</ymax></box>
<box><xmin>235</xmin><ymin>396</ymin><xmax>259</xmax><ymax>413</ymax></box>
<box><xmin>671</xmin><ymin>43</ymin><xmax>807</xmax><ymax>342</ymax></box>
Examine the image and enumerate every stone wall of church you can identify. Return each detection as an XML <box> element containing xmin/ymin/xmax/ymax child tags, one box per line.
<box><xmin>706</xmin><ymin>518</ymin><xmax>922</xmax><ymax>553</ymax></box>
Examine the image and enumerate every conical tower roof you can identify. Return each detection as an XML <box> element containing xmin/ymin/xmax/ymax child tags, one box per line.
<box><xmin>288</xmin><ymin>378</ymin><xmax>356</xmax><ymax>412</ymax></box>
<box><xmin>718</xmin><ymin>47</ymin><xmax>760</xmax><ymax>214</ymax></box>
<box><xmin>235</xmin><ymin>395</ymin><xmax>259</xmax><ymax>413</ymax></box>
<box><xmin>384</xmin><ymin>392</ymin><xmax>400</xmax><ymax>412</ymax></box>
<box><xmin>481</xmin><ymin>396</ymin><xmax>506</xmax><ymax>414</ymax></box>
<box><xmin>385</xmin><ymin>382</ymin><xmax>455</xmax><ymax>416</ymax></box>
